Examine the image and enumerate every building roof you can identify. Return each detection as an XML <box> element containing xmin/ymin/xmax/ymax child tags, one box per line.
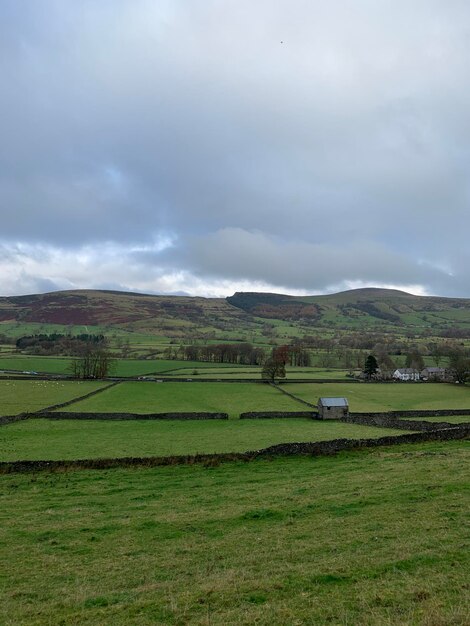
<box><xmin>394</xmin><ymin>368</ymin><xmax>419</xmax><ymax>374</ymax></box>
<box><xmin>318</xmin><ymin>397</ymin><xmax>349</xmax><ymax>407</ymax></box>
<box><xmin>423</xmin><ymin>367</ymin><xmax>446</xmax><ymax>373</ymax></box>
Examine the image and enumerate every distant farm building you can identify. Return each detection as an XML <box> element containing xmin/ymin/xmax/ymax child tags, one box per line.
<box><xmin>318</xmin><ymin>397</ymin><xmax>349</xmax><ymax>419</ymax></box>
<box><xmin>421</xmin><ymin>367</ymin><xmax>448</xmax><ymax>381</ymax></box>
<box><xmin>393</xmin><ymin>368</ymin><xmax>420</xmax><ymax>381</ymax></box>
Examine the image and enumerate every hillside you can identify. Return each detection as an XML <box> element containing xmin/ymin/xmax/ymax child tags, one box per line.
<box><xmin>227</xmin><ymin>289</ymin><xmax>470</xmax><ymax>332</ymax></box>
<box><xmin>0</xmin><ymin>288</ymin><xmax>469</xmax><ymax>340</ymax></box>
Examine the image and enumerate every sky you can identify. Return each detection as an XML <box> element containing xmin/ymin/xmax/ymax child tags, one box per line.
<box><xmin>1</xmin><ymin>0</ymin><xmax>470</xmax><ymax>298</ymax></box>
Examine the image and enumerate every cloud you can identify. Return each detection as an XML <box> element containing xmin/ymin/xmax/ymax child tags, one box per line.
<box><xmin>0</xmin><ymin>1</ymin><xmax>469</xmax><ymax>296</ymax></box>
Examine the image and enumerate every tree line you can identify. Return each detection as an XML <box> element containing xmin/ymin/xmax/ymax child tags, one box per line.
<box><xmin>163</xmin><ymin>342</ymin><xmax>311</xmax><ymax>367</ymax></box>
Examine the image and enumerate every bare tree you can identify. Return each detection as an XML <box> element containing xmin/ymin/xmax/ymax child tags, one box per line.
<box><xmin>70</xmin><ymin>344</ymin><xmax>115</xmax><ymax>379</ymax></box>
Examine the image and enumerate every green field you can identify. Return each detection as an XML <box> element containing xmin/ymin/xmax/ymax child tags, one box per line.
<box><xmin>168</xmin><ymin>367</ymin><xmax>350</xmax><ymax>380</ymax></box>
<box><xmin>0</xmin><ymin>380</ymin><xmax>106</xmax><ymax>415</ymax></box>
<box><xmin>401</xmin><ymin>415</ymin><xmax>470</xmax><ymax>424</ymax></box>
<box><xmin>60</xmin><ymin>382</ymin><xmax>304</xmax><ymax>417</ymax></box>
<box><xmin>0</xmin><ymin>418</ymin><xmax>407</xmax><ymax>461</ymax></box>
<box><xmin>285</xmin><ymin>382</ymin><xmax>470</xmax><ymax>412</ymax></box>
<box><xmin>1</xmin><ymin>440</ymin><xmax>468</xmax><ymax>625</ymax></box>
<box><xmin>59</xmin><ymin>380</ymin><xmax>470</xmax><ymax>417</ymax></box>
<box><xmin>0</xmin><ymin>356</ymin><xmax>243</xmax><ymax>377</ymax></box>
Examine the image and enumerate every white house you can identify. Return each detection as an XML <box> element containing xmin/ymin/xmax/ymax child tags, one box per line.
<box><xmin>393</xmin><ymin>368</ymin><xmax>420</xmax><ymax>381</ymax></box>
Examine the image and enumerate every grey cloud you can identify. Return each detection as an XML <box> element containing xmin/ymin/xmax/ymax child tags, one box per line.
<box><xmin>163</xmin><ymin>228</ymin><xmax>453</xmax><ymax>293</ymax></box>
<box><xmin>1</xmin><ymin>1</ymin><xmax>470</xmax><ymax>295</ymax></box>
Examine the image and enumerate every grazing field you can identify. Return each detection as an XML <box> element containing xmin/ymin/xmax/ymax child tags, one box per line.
<box><xmin>0</xmin><ymin>356</ymin><xmax>242</xmax><ymax>377</ymax></box>
<box><xmin>170</xmin><ymin>367</ymin><xmax>351</xmax><ymax>380</ymax></box>
<box><xmin>0</xmin><ymin>418</ymin><xmax>407</xmax><ymax>461</ymax></box>
<box><xmin>285</xmin><ymin>382</ymin><xmax>470</xmax><ymax>411</ymax></box>
<box><xmin>60</xmin><ymin>381</ymin><xmax>470</xmax><ymax>417</ymax></box>
<box><xmin>60</xmin><ymin>382</ymin><xmax>303</xmax><ymax>417</ymax></box>
<box><xmin>1</xmin><ymin>440</ymin><xmax>468</xmax><ymax>625</ymax></box>
<box><xmin>0</xmin><ymin>380</ymin><xmax>106</xmax><ymax>415</ymax></box>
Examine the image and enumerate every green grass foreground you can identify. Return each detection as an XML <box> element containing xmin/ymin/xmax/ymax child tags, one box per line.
<box><xmin>0</xmin><ymin>380</ymin><xmax>106</xmax><ymax>415</ymax></box>
<box><xmin>0</xmin><ymin>441</ymin><xmax>468</xmax><ymax>625</ymax></box>
<box><xmin>0</xmin><ymin>419</ymin><xmax>407</xmax><ymax>461</ymax></box>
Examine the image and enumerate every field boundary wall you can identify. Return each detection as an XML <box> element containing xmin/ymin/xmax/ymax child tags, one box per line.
<box><xmin>1</xmin><ymin>425</ymin><xmax>468</xmax><ymax>473</ymax></box>
<box><xmin>35</xmin><ymin>381</ymin><xmax>121</xmax><ymax>413</ymax></box>
<box><xmin>36</xmin><ymin>411</ymin><xmax>229</xmax><ymax>420</ymax></box>
<box><xmin>240</xmin><ymin>411</ymin><xmax>318</xmax><ymax>419</ymax></box>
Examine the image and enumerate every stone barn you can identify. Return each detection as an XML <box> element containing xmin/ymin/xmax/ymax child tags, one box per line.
<box><xmin>317</xmin><ymin>397</ymin><xmax>349</xmax><ymax>419</ymax></box>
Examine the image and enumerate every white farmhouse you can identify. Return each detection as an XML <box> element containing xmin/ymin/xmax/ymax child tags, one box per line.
<box><xmin>393</xmin><ymin>368</ymin><xmax>420</xmax><ymax>381</ymax></box>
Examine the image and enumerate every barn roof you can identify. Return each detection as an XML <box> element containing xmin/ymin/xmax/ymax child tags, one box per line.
<box><xmin>319</xmin><ymin>397</ymin><xmax>348</xmax><ymax>407</ymax></box>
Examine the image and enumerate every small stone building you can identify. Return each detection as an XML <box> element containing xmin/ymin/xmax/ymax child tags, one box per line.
<box><xmin>317</xmin><ymin>397</ymin><xmax>349</xmax><ymax>419</ymax></box>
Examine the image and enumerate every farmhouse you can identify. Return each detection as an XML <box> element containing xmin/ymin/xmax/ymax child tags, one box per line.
<box><xmin>317</xmin><ymin>397</ymin><xmax>349</xmax><ymax>419</ymax></box>
<box><xmin>421</xmin><ymin>367</ymin><xmax>449</xmax><ymax>381</ymax></box>
<box><xmin>393</xmin><ymin>368</ymin><xmax>420</xmax><ymax>381</ymax></box>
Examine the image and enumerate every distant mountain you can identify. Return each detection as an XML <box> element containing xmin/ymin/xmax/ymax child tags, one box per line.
<box><xmin>0</xmin><ymin>288</ymin><xmax>469</xmax><ymax>337</ymax></box>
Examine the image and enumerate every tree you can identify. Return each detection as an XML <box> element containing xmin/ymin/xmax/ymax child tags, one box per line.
<box><xmin>377</xmin><ymin>354</ymin><xmax>396</xmax><ymax>380</ymax></box>
<box><xmin>405</xmin><ymin>351</ymin><xmax>425</xmax><ymax>373</ymax></box>
<box><xmin>261</xmin><ymin>358</ymin><xmax>286</xmax><ymax>382</ymax></box>
<box><xmin>70</xmin><ymin>344</ymin><xmax>115</xmax><ymax>379</ymax></box>
<box><xmin>261</xmin><ymin>346</ymin><xmax>289</xmax><ymax>382</ymax></box>
<box><xmin>448</xmin><ymin>351</ymin><xmax>470</xmax><ymax>384</ymax></box>
<box><xmin>363</xmin><ymin>354</ymin><xmax>378</xmax><ymax>380</ymax></box>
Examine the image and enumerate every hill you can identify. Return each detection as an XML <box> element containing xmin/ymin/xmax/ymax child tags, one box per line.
<box><xmin>0</xmin><ymin>288</ymin><xmax>469</xmax><ymax>341</ymax></box>
<box><xmin>227</xmin><ymin>289</ymin><xmax>470</xmax><ymax>332</ymax></box>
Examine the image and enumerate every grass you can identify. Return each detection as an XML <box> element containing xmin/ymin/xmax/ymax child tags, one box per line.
<box><xmin>60</xmin><ymin>382</ymin><xmax>305</xmax><ymax>418</ymax></box>
<box><xmin>401</xmin><ymin>415</ymin><xmax>470</xmax><ymax>424</ymax></box>
<box><xmin>0</xmin><ymin>440</ymin><xmax>468</xmax><ymax>625</ymax></box>
<box><xmin>0</xmin><ymin>418</ymin><xmax>408</xmax><ymax>461</ymax></box>
<box><xmin>53</xmin><ymin>381</ymin><xmax>470</xmax><ymax>417</ymax></box>
<box><xmin>174</xmin><ymin>367</ymin><xmax>351</xmax><ymax>380</ymax></box>
<box><xmin>0</xmin><ymin>380</ymin><xmax>106</xmax><ymax>415</ymax></box>
<box><xmin>285</xmin><ymin>382</ymin><xmax>470</xmax><ymax>411</ymax></box>
<box><xmin>0</xmin><ymin>356</ymin><xmax>241</xmax><ymax>377</ymax></box>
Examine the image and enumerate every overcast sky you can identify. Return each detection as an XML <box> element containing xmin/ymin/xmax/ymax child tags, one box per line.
<box><xmin>1</xmin><ymin>0</ymin><xmax>470</xmax><ymax>298</ymax></box>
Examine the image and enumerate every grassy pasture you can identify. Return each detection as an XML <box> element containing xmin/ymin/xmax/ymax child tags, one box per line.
<box><xmin>286</xmin><ymin>382</ymin><xmax>470</xmax><ymax>412</ymax></box>
<box><xmin>1</xmin><ymin>441</ymin><xmax>468</xmax><ymax>625</ymax></box>
<box><xmin>171</xmin><ymin>367</ymin><xmax>351</xmax><ymax>380</ymax></box>
<box><xmin>0</xmin><ymin>418</ymin><xmax>407</xmax><ymax>461</ymax></box>
<box><xmin>60</xmin><ymin>381</ymin><xmax>470</xmax><ymax>417</ymax></box>
<box><xmin>60</xmin><ymin>382</ymin><xmax>303</xmax><ymax>417</ymax></box>
<box><xmin>0</xmin><ymin>380</ymin><xmax>106</xmax><ymax>415</ymax></box>
<box><xmin>0</xmin><ymin>356</ymin><xmax>242</xmax><ymax>377</ymax></box>
<box><xmin>401</xmin><ymin>415</ymin><xmax>470</xmax><ymax>424</ymax></box>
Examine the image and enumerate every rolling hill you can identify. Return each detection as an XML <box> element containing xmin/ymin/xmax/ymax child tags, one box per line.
<box><xmin>0</xmin><ymin>288</ymin><xmax>469</xmax><ymax>340</ymax></box>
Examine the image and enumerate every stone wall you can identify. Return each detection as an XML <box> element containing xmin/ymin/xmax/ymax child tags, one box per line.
<box><xmin>351</xmin><ymin>409</ymin><xmax>470</xmax><ymax>419</ymax></box>
<box><xmin>37</xmin><ymin>411</ymin><xmax>229</xmax><ymax>420</ymax></box>
<box><xmin>36</xmin><ymin>381</ymin><xmax>121</xmax><ymax>413</ymax></box>
<box><xmin>1</xmin><ymin>424</ymin><xmax>467</xmax><ymax>474</ymax></box>
<box><xmin>344</xmin><ymin>414</ymin><xmax>469</xmax><ymax>432</ymax></box>
<box><xmin>0</xmin><ymin>414</ymin><xmax>29</xmax><ymax>426</ymax></box>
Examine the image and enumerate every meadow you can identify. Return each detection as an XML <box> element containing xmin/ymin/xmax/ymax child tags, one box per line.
<box><xmin>57</xmin><ymin>380</ymin><xmax>470</xmax><ymax>416</ymax></box>
<box><xmin>0</xmin><ymin>356</ymin><xmax>240</xmax><ymax>377</ymax></box>
<box><xmin>286</xmin><ymin>382</ymin><xmax>470</xmax><ymax>412</ymax></box>
<box><xmin>60</xmin><ymin>382</ymin><xmax>303</xmax><ymax>417</ymax></box>
<box><xmin>1</xmin><ymin>440</ymin><xmax>468</xmax><ymax>625</ymax></box>
<box><xmin>0</xmin><ymin>380</ymin><xmax>106</xmax><ymax>415</ymax></box>
<box><xmin>0</xmin><ymin>418</ymin><xmax>407</xmax><ymax>461</ymax></box>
